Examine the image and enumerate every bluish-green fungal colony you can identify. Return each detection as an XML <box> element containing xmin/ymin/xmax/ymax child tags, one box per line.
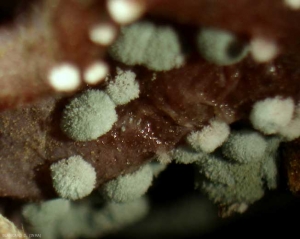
<box><xmin>14</xmin><ymin>4</ymin><xmax>300</xmax><ymax>237</ymax></box>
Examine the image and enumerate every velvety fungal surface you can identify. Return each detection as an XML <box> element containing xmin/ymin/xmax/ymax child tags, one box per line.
<box><xmin>0</xmin><ymin>0</ymin><xmax>300</xmax><ymax>237</ymax></box>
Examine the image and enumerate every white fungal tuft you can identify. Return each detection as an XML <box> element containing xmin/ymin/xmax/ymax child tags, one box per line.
<box><xmin>196</xmin><ymin>27</ymin><xmax>249</xmax><ymax>65</ymax></box>
<box><xmin>156</xmin><ymin>150</ymin><xmax>172</xmax><ymax>164</ymax></box>
<box><xmin>150</xmin><ymin>162</ymin><xmax>167</xmax><ymax>177</ymax></box>
<box><xmin>284</xmin><ymin>0</ymin><xmax>300</xmax><ymax>9</ymax></box>
<box><xmin>83</xmin><ymin>61</ymin><xmax>109</xmax><ymax>85</ymax></box>
<box><xmin>278</xmin><ymin>106</ymin><xmax>300</xmax><ymax>141</ymax></box>
<box><xmin>187</xmin><ymin>119</ymin><xmax>230</xmax><ymax>153</ymax></box>
<box><xmin>50</xmin><ymin>155</ymin><xmax>97</xmax><ymax>200</ymax></box>
<box><xmin>102</xmin><ymin>164</ymin><xmax>153</xmax><ymax>203</ymax></box>
<box><xmin>48</xmin><ymin>63</ymin><xmax>80</xmax><ymax>92</ymax></box>
<box><xmin>222</xmin><ymin>130</ymin><xmax>268</xmax><ymax>163</ymax></box>
<box><xmin>99</xmin><ymin>197</ymin><xmax>149</xmax><ymax>228</ymax></box>
<box><xmin>89</xmin><ymin>23</ymin><xmax>117</xmax><ymax>46</ymax></box>
<box><xmin>105</xmin><ymin>68</ymin><xmax>140</xmax><ymax>105</ymax></box>
<box><xmin>22</xmin><ymin>199</ymin><xmax>70</xmax><ymax>226</ymax></box>
<box><xmin>61</xmin><ymin>89</ymin><xmax>117</xmax><ymax>141</ymax></box>
<box><xmin>109</xmin><ymin>21</ymin><xmax>184</xmax><ymax>71</ymax></box>
<box><xmin>250</xmin><ymin>37</ymin><xmax>279</xmax><ymax>63</ymax></box>
<box><xmin>172</xmin><ymin>146</ymin><xmax>206</xmax><ymax>165</ymax></box>
<box><xmin>107</xmin><ymin>0</ymin><xmax>145</xmax><ymax>25</ymax></box>
<box><xmin>250</xmin><ymin>96</ymin><xmax>294</xmax><ymax>135</ymax></box>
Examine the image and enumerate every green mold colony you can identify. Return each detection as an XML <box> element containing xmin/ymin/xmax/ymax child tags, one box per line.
<box><xmin>61</xmin><ymin>90</ymin><xmax>118</xmax><ymax>142</ymax></box>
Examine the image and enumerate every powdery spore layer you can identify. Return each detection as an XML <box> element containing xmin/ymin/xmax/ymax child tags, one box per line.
<box><xmin>50</xmin><ymin>155</ymin><xmax>97</xmax><ymax>200</ymax></box>
<box><xmin>61</xmin><ymin>90</ymin><xmax>118</xmax><ymax>141</ymax></box>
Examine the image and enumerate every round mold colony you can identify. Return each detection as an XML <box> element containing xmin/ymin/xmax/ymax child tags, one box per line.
<box><xmin>172</xmin><ymin>146</ymin><xmax>207</xmax><ymax>165</ymax></box>
<box><xmin>89</xmin><ymin>23</ymin><xmax>117</xmax><ymax>46</ymax></box>
<box><xmin>109</xmin><ymin>21</ymin><xmax>184</xmax><ymax>71</ymax></box>
<box><xmin>101</xmin><ymin>164</ymin><xmax>153</xmax><ymax>203</ymax></box>
<box><xmin>250</xmin><ymin>37</ymin><xmax>279</xmax><ymax>63</ymax></box>
<box><xmin>196</xmin><ymin>136</ymin><xmax>280</xmax><ymax>207</ymax></box>
<box><xmin>50</xmin><ymin>155</ymin><xmax>97</xmax><ymax>200</ymax></box>
<box><xmin>107</xmin><ymin>0</ymin><xmax>146</xmax><ymax>25</ymax></box>
<box><xmin>284</xmin><ymin>0</ymin><xmax>300</xmax><ymax>10</ymax></box>
<box><xmin>22</xmin><ymin>197</ymin><xmax>150</xmax><ymax>239</ymax></box>
<box><xmin>83</xmin><ymin>61</ymin><xmax>109</xmax><ymax>85</ymax></box>
<box><xmin>61</xmin><ymin>89</ymin><xmax>118</xmax><ymax>141</ymax></box>
<box><xmin>173</xmin><ymin>126</ymin><xmax>280</xmax><ymax>215</ymax></box>
<box><xmin>222</xmin><ymin>130</ymin><xmax>268</xmax><ymax>163</ymax></box>
<box><xmin>57</xmin><ymin>197</ymin><xmax>149</xmax><ymax>238</ymax></box>
<box><xmin>48</xmin><ymin>63</ymin><xmax>81</xmax><ymax>92</ymax></box>
<box><xmin>250</xmin><ymin>96</ymin><xmax>294</xmax><ymax>135</ymax></box>
<box><xmin>196</xmin><ymin>27</ymin><xmax>249</xmax><ymax>66</ymax></box>
<box><xmin>186</xmin><ymin>119</ymin><xmax>230</xmax><ymax>153</ymax></box>
<box><xmin>278</xmin><ymin>106</ymin><xmax>300</xmax><ymax>141</ymax></box>
<box><xmin>105</xmin><ymin>67</ymin><xmax>140</xmax><ymax>105</ymax></box>
<box><xmin>22</xmin><ymin>199</ymin><xmax>70</xmax><ymax>226</ymax></box>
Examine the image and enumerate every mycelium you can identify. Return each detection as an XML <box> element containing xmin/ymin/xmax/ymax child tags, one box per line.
<box><xmin>50</xmin><ymin>155</ymin><xmax>97</xmax><ymax>200</ymax></box>
<box><xmin>222</xmin><ymin>130</ymin><xmax>268</xmax><ymax>163</ymax></box>
<box><xmin>105</xmin><ymin>67</ymin><xmax>140</xmax><ymax>105</ymax></box>
<box><xmin>101</xmin><ymin>164</ymin><xmax>153</xmax><ymax>202</ymax></box>
<box><xmin>249</xmin><ymin>96</ymin><xmax>295</xmax><ymax>135</ymax></box>
<box><xmin>196</xmin><ymin>132</ymin><xmax>280</xmax><ymax>211</ymax></box>
<box><xmin>196</xmin><ymin>27</ymin><xmax>249</xmax><ymax>66</ymax></box>
<box><xmin>186</xmin><ymin>119</ymin><xmax>230</xmax><ymax>153</ymax></box>
<box><xmin>109</xmin><ymin>20</ymin><xmax>184</xmax><ymax>71</ymax></box>
<box><xmin>0</xmin><ymin>0</ymin><xmax>300</xmax><ymax>237</ymax></box>
<box><xmin>61</xmin><ymin>89</ymin><xmax>118</xmax><ymax>141</ymax></box>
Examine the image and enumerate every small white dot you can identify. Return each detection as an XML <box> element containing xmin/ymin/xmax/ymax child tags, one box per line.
<box><xmin>89</xmin><ymin>23</ymin><xmax>117</xmax><ymax>46</ymax></box>
<box><xmin>48</xmin><ymin>64</ymin><xmax>80</xmax><ymax>92</ymax></box>
<box><xmin>250</xmin><ymin>38</ymin><xmax>279</xmax><ymax>63</ymax></box>
<box><xmin>107</xmin><ymin>0</ymin><xmax>145</xmax><ymax>25</ymax></box>
<box><xmin>284</xmin><ymin>0</ymin><xmax>300</xmax><ymax>9</ymax></box>
<box><xmin>84</xmin><ymin>61</ymin><xmax>109</xmax><ymax>85</ymax></box>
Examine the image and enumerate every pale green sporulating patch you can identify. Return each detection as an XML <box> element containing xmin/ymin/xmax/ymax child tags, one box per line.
<box><xmin>197</xmin><ymin>27</ymin><xmax>249</xmax><ymax>65</ymax></box>
<box><xmin>109</xmin><ymin>21</ymin><xmax>184</xmax><ymax>71</ymax></box>
<box><xmin>106</xmin><ymin>68</ymin><xmax>140</xmax><ymax>105</ymax></box>
<box><xmin>222</xmin><ymin>130</ymin><xmax>268</xmax><ymax>163</ymax></box>
<box><xmin>195</xmin><ymin>134</ymin><xmax>281</xmax><ymax>205</ymax></box>
<box><xmin>101</xmin><ymin>164</ymin><xmax>153</xmax><ymax>203</ymax></box>
<box><xmin>61</xmin><ymin>89</ymin><xmax>117</xmax><ymax>141</ymax></box>
<box><xmin>50</xmin><ymin>155</ymin><xmax>97</xmax><ymax>200</ymax></box>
